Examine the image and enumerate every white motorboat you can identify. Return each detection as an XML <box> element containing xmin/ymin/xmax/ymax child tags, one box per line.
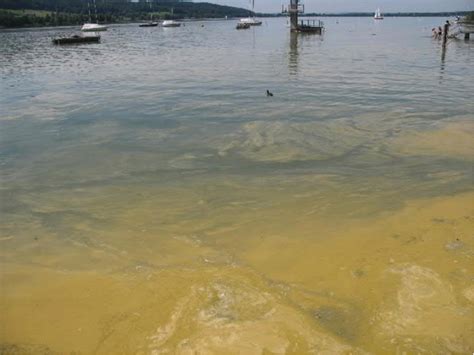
<box><xmin>374</xmin><ymin>8</ymin><xmax>384</xmax><ymax>20</ymax></box>
<box><xmin>81</xmin><ymin>23</ymin><xmax>108</xmax><ymax>32</ymax></box>
<box><xmin>162</xmin><ymin>20</ymin><xmax>181</xmax><ymax>27</ymax></box>
<box><xmin>239</xmin><ymin>17</ymin><xmax>262</xmax><ymax>26</ymax></box>
<box><xmin>240</xmin><ymin>0</ymin><xmax>262</xmax><ymax>26</ymax></box>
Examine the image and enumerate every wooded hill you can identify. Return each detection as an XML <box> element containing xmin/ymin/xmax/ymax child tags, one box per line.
<box><xmin>0</xmin><ymin>0</ymin><xmax>252</xmax><ymax>27</ymax></box>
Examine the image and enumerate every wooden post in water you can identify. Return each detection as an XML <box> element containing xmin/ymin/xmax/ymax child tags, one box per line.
<box><xmin>442</xmin><ymin>22</ymin><xmax>449</xmax><ymax>45</ymax></box>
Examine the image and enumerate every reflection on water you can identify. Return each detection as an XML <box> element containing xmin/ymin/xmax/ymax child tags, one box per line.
<box><xmin>289</xmin><ymin>32</ymin><xmax>299</xmax><ymax>75</ymax></box>
<box><xmin>440</xmin><ymin>39</ymin><xmax>447</xmax><ymax>83</ymax></box>
<box><xmin>1</xmin><ymin>17</ymin><xmax>473</xmax><ymax>354</ymax></box>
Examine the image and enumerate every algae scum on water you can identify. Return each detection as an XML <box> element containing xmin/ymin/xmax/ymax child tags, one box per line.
<box><xmin>1</xmin><ymin>17</ymin><xmax>474</xmax><ymax>354</ymax></box>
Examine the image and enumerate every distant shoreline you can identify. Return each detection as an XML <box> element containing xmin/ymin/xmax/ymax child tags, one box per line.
<box><xmin>257</xmin><ymin>11</ymin><xmax>472</xmax><ymax>18</ymax></box>
<box><xmin>1</xmin><ymin>10</ymin><xmax>471</xmax><ymax>29</ymax></box>
<box><xmin>0</xmin><ymin>18</ymin><xmax>244</xmax><ymax>31</ymax></box>
<box><xmin>0</xmin><ymin>1</ymin><xmax>250</xmax><ymax>29</ymax></box>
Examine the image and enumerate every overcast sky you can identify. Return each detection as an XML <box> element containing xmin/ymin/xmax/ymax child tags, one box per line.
<box><xmin>201</xmin><ymin>0</ymin><xmax>474</xmax><ymax>13</ymax></box>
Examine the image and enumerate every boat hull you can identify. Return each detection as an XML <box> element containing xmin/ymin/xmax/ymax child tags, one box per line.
<box><xmin>81</xmin><ymin>24</ymin><xmax>108</xmax><ymax>32</ymax></box>
<box><xmin>162</xmin><ymin>20</ymin><xmax>181</xmax><ymax>27</ymax></box>
<box><xmin>239</xmin><ymin>18</ymin><xmax>262</xmax><ymax>26</ymax></box>
<box><xmin>53</xmin><ymin>35</ymin><xmax>100</xmax><ymax>45</ymax></box>
<box><xmin>139</xmin><ymin>23</ymin><xmax>158</xmax><ymax>27</ymax></box>
<box><xmin>236</xmin><ymin>23</ymin><xmax>251</xmax><ymax>30</ymax></box>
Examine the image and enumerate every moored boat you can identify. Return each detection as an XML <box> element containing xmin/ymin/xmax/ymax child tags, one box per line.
<box><xmin>139</xmin><ymin>1</ymin><xmax>158</xmax><ymax>28</ymax></box>
<box><xmin>239</xmin><ymin>17</ymin><xmax>262</xmax><ymax>26</ymax></box>
<box><xmin>81</xmin><ymin>0</ymin><xmax>108</xmax><ymax>32</ymax></box>
<box><xmin>139</xmin><ymin>22</ymin><xmax>158</xmax><ymax>27</ymax></box>
<box><xmin>374</xmin><ymin>8</ymin><xmax>384</xmax><ymax>20</ymax></box>
<box><xmin>53</xmin><ymin>34</ymin><xmax>100</xmax><ymax>45</ymax></box>
<box><xmin>240</xmin><ymin>0</ymin><xmax>262</xmax><ymax>26</ymax></box>
<box><xmin>81</xmin><ymin>23</ymin><xmax>108</xmax><ymax>32</ymax></box>
<box><xmin>162</xmin><ymin>20</ymin><xmax>181</xmax><ymax>27</ymax></box>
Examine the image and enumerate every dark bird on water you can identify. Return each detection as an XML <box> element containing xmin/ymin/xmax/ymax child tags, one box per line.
<box><xmin>266</xmin><ymin>90</ymin><xmax>273</xmax><ymax>97</ymax></box>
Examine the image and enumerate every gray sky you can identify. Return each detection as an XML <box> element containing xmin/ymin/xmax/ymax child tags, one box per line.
<box><xmin>202</xmin><ymin>0</ymin><xmax>474</xmax><ymax>13</ymax></box>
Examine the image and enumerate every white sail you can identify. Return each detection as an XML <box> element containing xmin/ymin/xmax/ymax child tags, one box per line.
<box><xmin>374</xmin><ymin>8</ymin><xmax>384</xmax><ymax>20</ymax></box>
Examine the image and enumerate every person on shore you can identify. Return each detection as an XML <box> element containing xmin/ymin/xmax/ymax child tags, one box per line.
<box><xmin>438</xmin><ymin>26</ymin><xmax>443</xmax><ymax>38</ymax></box>
<box><xmin>432</xmin><ymin>28</ymin><xmax>437</xmax><ymax>38</ymax></box>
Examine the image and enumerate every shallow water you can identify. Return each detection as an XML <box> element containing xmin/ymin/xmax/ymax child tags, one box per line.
<box><xmin>1</xmin><ymin>17</ymin><xmax>473</xmax><ymax>354</ymax></box>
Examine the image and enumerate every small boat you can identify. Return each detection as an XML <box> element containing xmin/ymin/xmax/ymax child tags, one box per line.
<box><xmin>162</xmin><ymin>20</ymin><xmax>181</xmax><ymax>27</ymax></box>
<box><xmin>140</xmin><ymin>1</ymin><xmax>158</xmax><ymax>27</ymax></box>
<box><xmin>81</xmin><ymin>23</ymin><xmax>108</xmax><ymax>32</ymax></box>
<box><xmin>239</xmin><ymin>17</ymin><xmax>262</xmax><ymax>26</ymax></box>
<box><xmin>53</xmin><ymin>34</ymin><xmax>100</xmax><ymax>45</ymax></box>
<box><xmin>374</xmin><ymin>8</ymin><xmax>384</xmax><ymax>20</ymax></box>
<box><xmin>240</xmin><ymin>0</ymin><xmax>262</xmax><ymax>26</ymax></box>
<box><xmin>139</xmin><ymin>22</ymin><xmax>158</xmax><ymax>27</ymax></box>
<box><xmin>82</xmin><ymin>0</ymin><xmax>107</xmax><ymax>31</ymax></box>
<box><xmin>236</xmin><ymin>22</ymin><xmax>251</xmax><ymax>30</ymax></box>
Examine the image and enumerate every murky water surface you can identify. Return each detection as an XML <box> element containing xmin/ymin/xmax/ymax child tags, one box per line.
<box><xmin>1</xmin><ymin>18</ymin><xmax>473</xmax><ymax>354</ymax></box>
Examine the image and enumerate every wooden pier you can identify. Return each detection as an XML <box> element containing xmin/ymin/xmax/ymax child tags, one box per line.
<box><xmin>282</xmin><ymin>0</ymin><xmax>323</xmax><ymax>34</ymax></box>
<box><xmin>447</xmin><ymin>21</ymin><xmax>474</xmax><ymax>40</ymax></box>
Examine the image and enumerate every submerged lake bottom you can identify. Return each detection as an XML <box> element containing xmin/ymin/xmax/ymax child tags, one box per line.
<box><xmin>1</xmin><ymin>17</ymin><xmax>474</xmax><ymax>354</ymax></box>
<box><xmin>2</xmin><ymin>185</ymin><xmax>474</xmax><ymax>354</ymax></box>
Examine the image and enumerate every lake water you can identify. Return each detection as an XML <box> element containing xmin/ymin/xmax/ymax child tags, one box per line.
<box><xmin>1</xmin><ymin>17</ymin><xmax>473</xmax><ymax>354</ymax></box>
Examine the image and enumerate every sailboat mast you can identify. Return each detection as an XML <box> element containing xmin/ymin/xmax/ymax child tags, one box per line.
<box><xmin>87</xmin><ymin>0</ymin><xmax>92</xmax><ymax>23</ymax></box>
<box><xmin>93</xmin><ymin>0</ymin><xmax>98</xmax><ymax>23</ymax></box>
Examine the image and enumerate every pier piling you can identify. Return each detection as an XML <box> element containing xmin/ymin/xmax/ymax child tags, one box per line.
<box><xmin>442</xmin><ymin>22</ymin><xmax>449</xmax><ymax>45</ymax></box>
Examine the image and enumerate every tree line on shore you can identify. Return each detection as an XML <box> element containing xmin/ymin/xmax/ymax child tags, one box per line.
<box><xmin>1</xmin><ymin>0</ymin><xmax>472</xmax><ymax>28</ymax></box>
<box><xmin>0</xmin><ymin>0</ymin><xmax>251</xmax><ymax>28</ymax></box>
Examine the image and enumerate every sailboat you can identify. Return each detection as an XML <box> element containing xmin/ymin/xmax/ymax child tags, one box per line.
<box><xmin>82</xmin><ymin>0</ymin><xmax>108</xmax><ymax>32</ymax></box>
<box><xmin>240</xmin><ymin>0</ymin><xmax>262</xmax><ymax>26</ymax></box>
<box><xmin>161</xmin><ymin>7</ymin><xmax>181</xmax><ymax>27</ymax></box>
<box><xmin>374</xmin><ymin>8</ymin><xmax>384</xmax><ymax>20</ymax></box>
<box><xmin>139</xmin><ymin>0</ymin><xmax>158</xmax><ymax>27</ymax></box>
